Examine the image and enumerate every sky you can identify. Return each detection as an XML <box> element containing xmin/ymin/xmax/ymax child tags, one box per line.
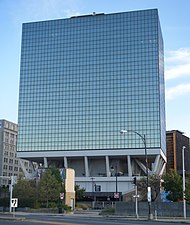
<box><xmin>0</xmin><ymin>0</ymin><xmax>190</xmax><ymax>137</ymax></box>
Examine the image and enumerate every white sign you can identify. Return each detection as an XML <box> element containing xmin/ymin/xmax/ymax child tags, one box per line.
<box><xmin>60</xmin><ymin>193</ymin><xmax>64</xmax><ymax>200</ymax></box>
<box><xmin>133</xmin><ymin>195</ymin><xmax>140</xmax><ymax>198</ymax></box>
<box><xmin>114</xmin><ymin>192</ymin><xmax>119</xmax><ymax>198</ymax></box>
<box><xmin>11</xmin><ymin>198</ymin><xmax>18</xmax><ymax>208</ymax></box>
<box><xmin>147</xmin><ymin>187</ymin><xmax>151</xmax><ymax>202</ymax></box>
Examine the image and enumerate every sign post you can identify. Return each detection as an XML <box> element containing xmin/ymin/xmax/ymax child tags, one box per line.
<box><xmin>9</xmin><ymin>176</ymin><xmax>17</xmax><ymax>213</ymax></box>
<box><xmin>11</xmin><ymin>198</ymin><xmax>18</xmax><ymax>217</ymax></box>
<box><xmin>133</xmin><ymin>185</ymin><xmax>139</xmax><ymax>218</ymax></box>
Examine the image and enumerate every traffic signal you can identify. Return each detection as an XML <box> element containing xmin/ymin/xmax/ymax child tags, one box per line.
<box><xmin>133</xmin><ymin>177</ymin><xmax>137</xmax><ymax>185</ymax></box>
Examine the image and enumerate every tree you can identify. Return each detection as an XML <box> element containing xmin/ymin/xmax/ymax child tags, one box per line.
<box><xmin>163</xmin><ymin>169</ymin><xmax>183</xmax><ymax>202</ymax></box>
<box><xmin>184</xmin><ymin>172</ymin><xmax>190</xmax><ymax>201</ymax></box>
<box><xmin>0</xmin><ymin>185</ymin><xmax>10</xmax><ymax>207</ymax></box>
<box><xmin>137</xmin><ymin>174</ymin><xmax>161</xmax><ymax>201</ymax></box>
<box><xmin>75</xmin><ymin>184</ymin><xmax>85</xmax><ymax>201</ymax></box>
<box><xmin>185</xmin><ymin>181</ymin><xmax>190</xmax><ymax>201</ymax></box>
<box><xmin>50</xmin><ymin>167</ymin><xmax>63</xmax><ymax>184</ymax></box>
<box><xmin>13</xmin><ymin>179</ymin><xmax>37</xmax><ymax>207</ymax></box>
<box><xmin>38</xmin><ymin>169</ymin><xmax>61</xmax><ymax>207</ymax></box>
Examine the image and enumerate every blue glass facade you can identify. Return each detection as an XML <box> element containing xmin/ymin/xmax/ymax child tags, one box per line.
<box><xmin>17</xmin><ymin>9</ymin><xmax>166</xmax><ymax>154</ymax></box>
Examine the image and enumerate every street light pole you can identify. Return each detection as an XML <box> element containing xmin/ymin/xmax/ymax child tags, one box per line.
<box><xmin>120</xmin><ymin>129</ymin><xmax>151</xmax><ymax>219</ymax></box>
<box><xmin>135</xmin><ymin>183</ymin><xmax>139</xmax><ymax>218</ymax></box>
<box><xmin>182</xmin><ymin>146</ymin><xmax>186</xmax><ymax>219</ymax></box>
<box><xmin>115</xmin><ymin>165</ymin><xmax>118</xmax><ymax>196</ymax></box>
<box><xmin>90</xmin><ymin>177</ymin><xmax>95</xmax><ymax>209</ymax></box>
<box><xmin>111</xmin><ymin>165</ymin><xmax>119</xmax><ymax>200</ymax></box>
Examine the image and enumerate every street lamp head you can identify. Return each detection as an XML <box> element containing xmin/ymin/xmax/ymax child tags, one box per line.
<box><xmin>120</xmin><ymin>129</ymin><xmax>128</xmax><ymax>134</ymax></box>
<box><xmin>110</xmin><ymin>166</ymin><xmax>114</xmax><ymax>172</ymax></box>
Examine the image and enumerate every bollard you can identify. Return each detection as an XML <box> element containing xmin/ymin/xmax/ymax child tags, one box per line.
<box><xmin>155</xmin><ymin>210</ymin><xmax>157</xmax><ymax>220</ymax></box>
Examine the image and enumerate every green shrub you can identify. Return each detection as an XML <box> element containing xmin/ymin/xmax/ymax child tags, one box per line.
<box><xmin>100</xmin><ymin>208</ymin><xmax>115</xmax><ymax>215</ymax></box>
<box><xmin>0</xmin><ymin>198</ymin><xmax>9</xmax><ymax>207</ymax></box>
<box><xmin>76</xmin><ymin>203</ymin><xmax>89</xmax><ymax>210</ymax></box>
<box><xmin>63</xmin><ymin>204</ymin><xmax>72</xmax><ymax>212</ymax></box>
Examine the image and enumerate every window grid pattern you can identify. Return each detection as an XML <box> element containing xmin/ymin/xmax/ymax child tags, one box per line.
<box><xmin>17</xmin><ymin>9</ymin><xmax>165</xmax><ymax>152</ymax></box>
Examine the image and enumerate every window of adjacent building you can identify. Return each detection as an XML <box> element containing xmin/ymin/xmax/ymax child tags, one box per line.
<box><xmin>3</xmin><ymin>165</ymin><xmax>8</xmax><ymax>170</ymax></box>
<box><xmin>4</xmin><ymin>151</ymin><xmax>8</xmax><ymax>156</ymax></box>
<box><xmin>9</xmin><ymin>159</ymin><xmax>13</xmax><ymax>164</ymax></box>
<box><xmin>9</xmin><ymin>166</ymin><xmax>13</xmax><ymax>170</ymax></box>
<box><xmin>4</xmin><ymin>158</ymin><xmax>8</xmax><ymax>163</ymax></box>
<box><xmin>4</xmin><ymin>144</ymin><xmax>9</xmax><ymax>151</ymax></box>
<box><xmin>10</xmin><ymin>133</ymin><xmax>14</xmax><ymax>144</ymax></box>
<box><xmin>2</xmin><ymin>179</ymin><xmax>7</xmax><ymax>185</ymax></box>
<box><xmin>4</xmin><ymin>131</ymin><xmax>9</xmax><ymax>143</ymax></box>
<box><xmin>9</xmin><ymin>146</ymin><xmax>15</xmax><ymax>151</ymax></box>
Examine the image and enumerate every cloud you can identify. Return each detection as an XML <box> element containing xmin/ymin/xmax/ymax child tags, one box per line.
<box><xmin>165</xmin><ymin>64</ymin><xmax>190</xmax><ymax>80</ymax></box>
<box><xmin>165</xmin><ymin>48</ymin><xmax>190</xmax><ymax>80</ymax></box>
<box><xmin>165</xmin><ymin>48</ymin><xmax>190</xmax><ymax>63</ymax></box>
<box><xmin>166</xmin><ymin>83</ymin><xmax>190</xmax><ymax>100</ymax></box>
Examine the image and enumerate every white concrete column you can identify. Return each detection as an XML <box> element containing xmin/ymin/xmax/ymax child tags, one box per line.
<box><xmin>135</xmin><ymin>159</ymin><xmax>146</xmax><ymax>174</ymax></box>
<box><xmin>64</xmin><ymin>157</ymin><xmax>68</xmax><ymax>168</ymax></box>
<box><xmin>105</xmin><ymin>156</ymin><xmax>110</xmax><ymax>177</ymax></box>
<box><xmin>159</xmin><ymin>162</ymin><xmax>166</xmax><ymax>176</ymax></box>
<box><xmin>84</xmin><ymin>156</ymin><xmax>89</xmax><ymax>177</ymax></box>
<box><xmin>43</xmin><ymin>157</ymin><xmax>48</xmax><ymax>168</ymax></box>
<box><xmin>153</xmin><ymin>155</ymin><xmax>160</xmax><ymax>174</ymax></box>
<box><xmin>157</xmin><ymin>159</ymin><xmax>164</xmax><ymax>175</ymax></box>
<box><xmin>127</xmin><ymin>155</ymin><xmax>132</xmax><ymax>176</ymax></box>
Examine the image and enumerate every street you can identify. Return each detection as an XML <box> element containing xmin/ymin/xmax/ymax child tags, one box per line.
<box><xmin>0</xmin><ymin>213</ymin><xmax>188</xmax><ymax>225</ymax></box>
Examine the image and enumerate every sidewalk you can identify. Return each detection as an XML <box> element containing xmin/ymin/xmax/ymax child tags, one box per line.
<box><xmin>0</xmin><ymin>212</ymin><xmax>25</xmax><ymax>221</ymax></box>
<box><xmin>75</xmin><ymin>210</ymin><xmax>190</xmax><ymax>223</ymax></box>
<box><xmin>106</xmin><ymin>215</ymin><xmax>190</xmax><ymax>223</ymax></box>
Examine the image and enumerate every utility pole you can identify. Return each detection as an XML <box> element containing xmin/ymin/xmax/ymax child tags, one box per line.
<box><xmin>133</xmin><ymin>177</ymin><xmax>139</xmax><ymax>218</ymax></box>
<box><xmin>120</xmin><ymin>130</ymin><xmax>152</xmax><ymax>219</ymax></box>
<box><xmin>182</xmin><ymin>146</ymin><xmax>186</xmax><ymax>219</ymax></box>
<box><xmin>90</xmin><ymin>177</ymin><xmax>95</xmax><ymax>209</ymax></box>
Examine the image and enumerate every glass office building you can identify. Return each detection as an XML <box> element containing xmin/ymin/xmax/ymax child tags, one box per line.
<box><xmin>17</xmin><ymin>9</ymin><xmax>166</xmax><ymax>195</ymax></box>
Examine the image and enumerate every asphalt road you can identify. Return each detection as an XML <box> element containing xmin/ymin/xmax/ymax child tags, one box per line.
<box><xmin>0</xmin><ymin>214</ymin><xmax>188</xmax><ymax>225</ymax></box>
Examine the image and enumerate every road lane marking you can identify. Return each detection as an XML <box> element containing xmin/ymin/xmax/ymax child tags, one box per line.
<box><xmin>25</xmin><ymin>219</ymin><xmax>85</xmax><ymax>225</ymax></box>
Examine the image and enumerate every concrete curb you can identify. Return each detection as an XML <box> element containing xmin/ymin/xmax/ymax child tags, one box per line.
<box><xmin>1</xmin><ymin>211</ymin><xmax>190</xmax><ymax>223</ymax></box>
<box><xmin>104</xmin><ymin>215</ymin><xmax>190</xmax><ymax>223</ymax></box>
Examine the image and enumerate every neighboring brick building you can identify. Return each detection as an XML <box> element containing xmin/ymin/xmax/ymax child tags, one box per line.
<box><xmin>166</xmin><ymin>130</ymin><xmax>190</xmax><ymax>174</ymax></box>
